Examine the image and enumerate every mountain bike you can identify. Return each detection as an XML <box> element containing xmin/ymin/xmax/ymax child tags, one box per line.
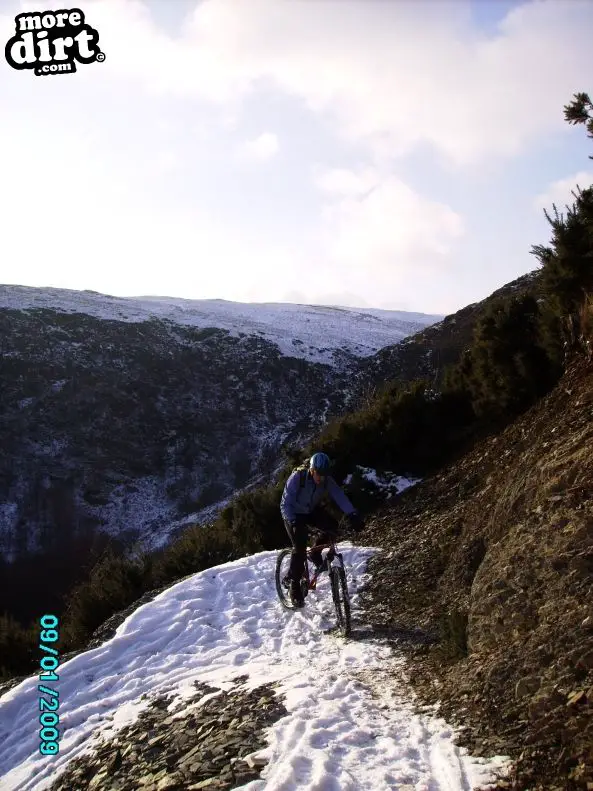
<box><xmin>275</xmin><ymin>534</ymin><xmax>352</xmax><ymax>637</ymax></box>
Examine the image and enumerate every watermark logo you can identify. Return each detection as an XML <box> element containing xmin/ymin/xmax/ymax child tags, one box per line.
<box><xmin>5</xmin><ymin>7</ymin><xmax>105</xmax><ymax>76</ymax></box>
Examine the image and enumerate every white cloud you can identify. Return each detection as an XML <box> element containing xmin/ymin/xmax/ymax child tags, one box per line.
<box><xmin>64</xmin><ymin>0</ymin><xmax>593</xmax><ymax>167</ymax></box>
<box><xmin>316</xmin><ymin>169</ymin><xmax>465</xmax><ymax>280</ymax></box>
<box><xmin>235</xmin><ymin>132</ymin><xmax>279</xmax><ymax>162</ymax></box>
<box><xmin>281</xmin><ymin>289</ymin><xmax>307</xmax><ymax>304</ymax></box>
<box><xmin>313</xmin><ymin>167</ymin><xmax>466</xmax><ymax>289</ymax></box>
<box><xmin>1</xmin><ymin>0</ymin><xmax>591</xmax><ymax>314</ymax></box>
<box><xmin>314</xmin><ymin>166</ymin><xmax>379</xmax><ymax>197</ymax></box>
<box><xmin>311</xmin><ymin>292</ymin><xmax>372</xmax><ymax>309</ymax></box>
<box><xmin>534</xmin><ymin>170</ymin><xmax>593</xmax><ymax>212</ymax></box>
<box><xmin>0</xmin><ymin>110</ymin><xmax>286</xmax><ymax>299</ymax></box>
<box><xmin>155</xmin><ymin>149</ymin><xmax>179</xmax><ymax>172</ymax></box>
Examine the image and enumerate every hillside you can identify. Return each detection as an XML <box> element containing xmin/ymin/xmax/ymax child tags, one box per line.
<box><xmin>360</xmin><ymin>353</ymin><xmax>593</xmax><ymax>790</ymax></box>
<box><xmin>0</xmin><ymin>272</ymin><xmax>543</xmax><ymax>568</ymax></box>
<box><xmin>0</xmin><ymin>286</ymin><xmax>440</xmax><ymax>563</ymax></box>
<box><xmin>357</xmin><ymin>270</ymin><xmax>540</xmax><ymax>386</ymax></box>
<box><xmin>0</xmin><ymin>285</ymin><xmax>441</xmax><ymax>369</ymax></box>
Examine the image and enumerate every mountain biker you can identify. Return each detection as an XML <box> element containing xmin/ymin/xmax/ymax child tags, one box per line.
<box><xmin>280</xmin><ymin>451</ymin><xmax>363</xmax><ymax>608</ymax></box>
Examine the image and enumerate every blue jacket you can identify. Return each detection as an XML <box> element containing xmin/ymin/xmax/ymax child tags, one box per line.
<box><xmin>280</xmin><ymin>469</ymin><xmax>355</xmax><ymax>522</ymax></box>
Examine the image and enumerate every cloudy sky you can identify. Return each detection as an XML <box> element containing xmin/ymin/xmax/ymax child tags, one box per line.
<box><xmin>1</xmin><ymin>0</ymin><xmax>592</xmax><ymax>314</ymax></box>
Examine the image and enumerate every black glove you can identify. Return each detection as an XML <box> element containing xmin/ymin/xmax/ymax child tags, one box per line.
<box><xmin>286</xmin><ymin>515</ymin><xmax>306</xmax><ymax>531</ymax></box>
<box><xmin>346</xmin><ymin>511</ymin><xmax>364</xmax><ymax>532</ymax></box>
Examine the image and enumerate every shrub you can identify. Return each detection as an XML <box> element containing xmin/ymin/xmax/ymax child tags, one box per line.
<box><xmin>532</xmin><ymin>186</ymin><xmax>593</xmax><ymax>332</ymax></box>
<box><xmin>61</xmin><ymin>548</ymin><xmax>152</xmax><ymax>650</ymax></box>
<box><xmin>451</xmin><ymin>295</ymin><xmax>559</xmax><ymax>421</ymax></box>
<box><xmin>293</xmin><ymin>378</ymin><xmax>476</xmax><ymax>484</ymax></box>
<box><xmin>216</xmin><ymin>483</ymin><xmax>286</xmax><ymax>552</ymax></box>
<box><xmin>152</xmin><ymin>521</ymin><xmax>239</xmax><ymax>584</ymax></box>
<box><xmin>531</xmin><ymin>93</ymin><xmax>593</xmax><ymax>353</ymax></box>
<box><xmin>0</xmin><ymin>614</ymin><xmax>38</xmax><ymax>681</ymax></box>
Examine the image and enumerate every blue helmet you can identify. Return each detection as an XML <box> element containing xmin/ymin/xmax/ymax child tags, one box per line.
<box><xmin>309</xmin><ymin>452</ymin><xmax>331</xmax><ymax>475</ymax></box>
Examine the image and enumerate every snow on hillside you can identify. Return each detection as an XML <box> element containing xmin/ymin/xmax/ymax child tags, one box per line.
<box><xmin>0</xmin><ymin>547</ymin><xmax>509</xmax><ymax>790</ymax></box>
<box><xmin>345</xmin><ymin>467</ymin><xmax>422</xmax><ymax>499</ymax></box>
<box><xmin>0</xmin><ymin>285</ymin><xmax>442</xmax><ymax>366</ymax></box>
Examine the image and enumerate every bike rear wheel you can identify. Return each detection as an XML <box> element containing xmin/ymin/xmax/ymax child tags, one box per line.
<box><xmin>330</xmin><ymin>565</ymin><xmax>351</xmax><ymax>637</ymax></box>
<box><xmin>275</xmin><ymin>548</ymin><xmax>294</xmax><ymax>609</ymax></box>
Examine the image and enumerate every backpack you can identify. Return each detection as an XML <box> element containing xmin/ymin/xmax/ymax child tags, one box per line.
<box><xmin>294</xmin><ymin>463</ymin><xmax>328</xmax><ymax>491</ymax></box>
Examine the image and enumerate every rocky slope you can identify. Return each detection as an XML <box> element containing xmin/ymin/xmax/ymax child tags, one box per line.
<box><xmin>361</xmin><ymin>353</ymin><xmax>593</xmax><ymax>789</ymax></box>
<box><xmin>48</xmin><ymin>678</ymin><xmax>286</xmax><ymax>791</ymax></box>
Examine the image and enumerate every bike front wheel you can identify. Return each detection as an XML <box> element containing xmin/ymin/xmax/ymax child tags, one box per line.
<box><xmin>275</xmin><ymin>548</ymin><xmax>294</xmax><ymax>609</ymax></box>
<box><xmin>330</xmin><ymin>565</ymin><xmax>351</xmax><ymax>637</ymax></box>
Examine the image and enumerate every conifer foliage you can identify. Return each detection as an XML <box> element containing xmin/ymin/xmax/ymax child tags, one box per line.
<box><xmin>563</xmin><ymin>91</ymin><xmax>593</xmax><ymax>158</ymax></box>
<box><xmin>453</xmin><ymin>295</ymin><xmax>557</xmax><ymax>419</ymax></box>
<box><xmin>529</xmin><ymin>92</ymin><xmax>593</xmax><ymax>356</ymax></box>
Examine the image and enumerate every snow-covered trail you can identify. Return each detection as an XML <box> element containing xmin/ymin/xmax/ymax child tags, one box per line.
<box><xmin>0</xmin><ymin>546</ymin><xmax>508</xmax><ymax>790</ymax></box>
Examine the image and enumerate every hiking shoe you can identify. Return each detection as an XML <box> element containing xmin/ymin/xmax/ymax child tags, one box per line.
<box><xmin>290</xmin><ymin>580</ymin><xmax>305</xmax><ymax>608</ymax></box>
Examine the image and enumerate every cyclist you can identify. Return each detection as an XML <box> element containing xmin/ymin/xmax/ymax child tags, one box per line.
<box><xmin>280</xmin><ymin>451</ymin><xmax>363</xmax><ymax>607</ymax></box>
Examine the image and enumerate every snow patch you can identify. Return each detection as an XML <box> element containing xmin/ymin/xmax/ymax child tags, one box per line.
<box><xmin>345</xmin><ymin>466</ymin><xmax>422</xmax><ymax>498</ymax></box>
<box><xmin>0</xmin><ymin>285</ymin><xmax>442</xmax><ymax>369</ymax></box>
<box><xmin>0</xmin><ymin>547</ymin><xmax>510</xmax><ymax>791</ymax></box>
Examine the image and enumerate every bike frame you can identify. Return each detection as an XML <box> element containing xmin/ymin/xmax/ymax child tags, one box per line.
<box><xmin>303</xmin><ymin>540</ymin><xmax>343</xmax><ymax>591</ymax></box>
<box><xmin>275</xmin><ymin>532</ymin><xmax>352</xmax><ymax>636</ymax></box>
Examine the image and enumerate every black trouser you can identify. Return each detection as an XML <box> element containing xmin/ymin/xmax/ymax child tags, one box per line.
<box><xmin>284</xmin><ymin>507</ymin><xmax>339</xmax><ymax>583</ymax></box>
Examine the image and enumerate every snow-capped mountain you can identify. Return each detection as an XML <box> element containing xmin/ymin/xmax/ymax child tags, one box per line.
<box><xmin>0</xmin><ymin>285</ymin><xmax>441</xmax><ymax>561</ymax></box>
<box><xmin>0</xmin><ymin>286</ymin><xmax>441</xmax><ymax>368</ymax></box>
